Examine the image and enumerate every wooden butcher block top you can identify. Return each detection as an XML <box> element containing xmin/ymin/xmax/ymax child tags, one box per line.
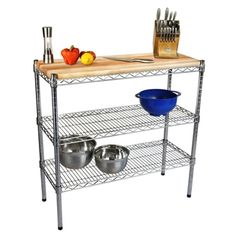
<box><xmin>36</xmin><ymin>53</ymin><xmax>200</xmax><ymax>80</ymax></box>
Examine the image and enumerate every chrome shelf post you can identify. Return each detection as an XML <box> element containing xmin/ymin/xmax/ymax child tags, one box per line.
<box><xmin>161</xmin><ymin>69</ymin><xmax>172</xmax><ymax>175</ymax></box>
<box><xmin>187</xmin><ymin>60</ymin><xmax>205</xmax><ymax>197</ymax></box>
<box><xmin>34</xmin><ymin>60</ymin><xmax>47</xmax><ymax>202</ymax></box>
<box><xmin>50</xmin><ymin>74</ymin><xmax>63</xmax><ymax>230</ymax></box>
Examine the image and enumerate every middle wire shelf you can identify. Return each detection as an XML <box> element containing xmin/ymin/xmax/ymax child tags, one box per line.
<box><xmin>40</xmin><ymin>104</ymin><xmax>196</xmax><ymax>142</ymax></box>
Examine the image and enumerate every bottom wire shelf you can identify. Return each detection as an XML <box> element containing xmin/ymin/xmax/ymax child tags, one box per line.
<box><xmin>42</xmin><ymin>140</ymin><xmax>191</xmax><ymax>192</ymax></box>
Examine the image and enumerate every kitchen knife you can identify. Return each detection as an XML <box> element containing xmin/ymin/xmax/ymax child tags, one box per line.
<box><xmin>156</xmin><ymin>8</ymin><xmax>161</xmax><ymax>32</ymax></box>
<box><xmin>164</xmin><ymin>7</ymin><xmax>169</xmax><ymax>20</ymax></box>
<box><xmin>174</xmin><ymin>24</ymin><xmax>180</xmax><ymax>41</ymax></box>
<box><xmin>161</xmin><ymin>25</ymin><xmax>164</xmax><ymax>42</ymax></box>
<box><xmin>160</xmin><ymin>20</ymin><xmax>163</xmax><ymax>41</ymax></box>
<box><xmin>156</xmin><ymin>8</ymin><xmax>161</xmax><ymax>21</ymax></box>
<box><xmin>104</xmin><ymin>57</ymin><xmax>154</xmax><ymax>63</ymax></box>
<box><xmin>173</xmin><ymin>11</ymin><xmax>177</xmax><ymax>21</ymax></box>
<box><xmin>167</xmin><ymin>27</ymin><xmax>171</xmax><ymax>42</ymax></box>
<box><xmin>164</xmin><ymin>27</ymin><xmax>167</xmax><ymax>42</ymax></box>
<box><xmin>165</xmin><ymin>27</ymin><xmax>168</xmax><ymax>42</ymax></box>
<box><xmin>169</xmin><ymin>11</ymin><xmax>173</xmax><ymax>20</ymax></box>
<box><xmin>171</xmin><ymin>25</ymin><xmax>175</xmax><ymax>41</ymax></box>
<box><xmin>169</xmin><ymin>28</ymin><xmax>172</xmax><ymax>42</ymax></box>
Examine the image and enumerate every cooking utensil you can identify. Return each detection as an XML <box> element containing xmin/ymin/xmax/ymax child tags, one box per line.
<box><xmin>135</xmin><ymin>89</ymin><xmax>181</xmax><ymax>116</ymax></box>
<box><xmin>94</xmin><ymin>145</ymin><xmax>129</xmax><ymax>174</ymax></box>
<box><xmin>159</xmin><ymin>20</ymin><xmax>163</xmax><ymax>41</ymax></box>
<box><xmin>164</xmin><ymin>27</ymin><xmax>167</xmax><ymax>42</ymax></box>
<box><xmin>156</xmin><ymin>8</ymin><xmax>161</xmax><ymax>21</ymax></box>
<box><xmin>59</xmin><ymin>136</ymin><xmax>96</xmax><ymax>169</ymax></box>
<box><xmin>164</xmin><ymin>7</ymin><xmax>169</xmax><ymax>20</ymax></box>
<box><xmin>156</xmin><ymin>8</ymin><xmax>161</xmax><ymax>31</ymax></box>
<box><xmin>104</xmin><ymin>57</ymin><xmax>154</xmax><ymax>63</ymax></box>
<box><xmin>169</xmin><ymin>11</ymin><xmax>173</xmax><ymax>20</ymax></box>
<box><xmin>174</xmin><ymin>25</ymin><xmax>178</xmax><ymax>41</ymax></box>
<box><xmin>160</xmin><ymin>25</ymin><xmax>164</xmax><ymax>42</ymax></box>
<box><xmin>167</xmin><ymin>27</ymin><xmax>171</xmax><ymax>42</ymax></box>
<box><xmin>167</xmin><ymin>27</ymin><xmax>170</xmax><ymax>42</ymax></box>
<box><xmin>164</xmin><ymin>25</ymin><xmax>168</xmax><ymax>42</ymax></box>
<box><xmin>173</xmin><ymin>11</ymin><xmax>177</xmax><ymax>21</ymax></box>
<box><xmin>171</xmin><ymin>24</ymin><xmax>175</xmax><ymax>41</ymax></box>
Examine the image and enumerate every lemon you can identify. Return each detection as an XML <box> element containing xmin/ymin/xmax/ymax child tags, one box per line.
<box><xmin>80</xmin><ymin>52</ymin><xmax>94</xmax><ymax>65</ymax></box>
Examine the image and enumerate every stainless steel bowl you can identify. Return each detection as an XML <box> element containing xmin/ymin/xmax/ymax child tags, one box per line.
<box><xmin>94</xmin><ymin>145</ymin><xmax>129</xmax><ymax>174</ymax></box>
<box><xmin>59</xmin><ymin>136</ymin><xmax>96</xmax><ymax>169</ymax></box>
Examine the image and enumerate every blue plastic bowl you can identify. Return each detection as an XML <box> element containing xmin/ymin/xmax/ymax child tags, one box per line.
<box><xmin>135</xmin><ymin>89</ymin><xmax>181</xmax><ymax>116</ymax></box>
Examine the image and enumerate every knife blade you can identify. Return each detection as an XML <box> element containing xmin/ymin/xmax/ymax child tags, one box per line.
<box><xmin>104</xmin><ymin>57</ymin><xmax>154</xmax><ymax>63</ymax></box>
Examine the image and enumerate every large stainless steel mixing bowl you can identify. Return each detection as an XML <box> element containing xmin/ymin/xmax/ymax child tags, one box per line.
<box><xmin>59</xmin><ymin>136</ymin><xmax>96</xmax><ymax>169</ymax></box>
<box><xmin>94</xmin><ymin>145</ymin><xmax>129</xmax><ymax>174</ymax></box>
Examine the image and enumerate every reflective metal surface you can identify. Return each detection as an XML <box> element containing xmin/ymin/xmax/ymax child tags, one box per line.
<box><xmin>42</xmin><ymin>26</ymin><xmax>54</xmax><ymax>64</ymax></box>
<box><xmin>104</xmin><ymin>57</ymin><xmax>154</xmax><ymax>63</ymax></box>
<box><xmin>94</xmin><ymin>145</ymin><xmax>129</xmax><ymax>174</ymax></box>
<box><xmin>59</xmin><ymin>136</ymin><xmax>96</xmax><ymax>169</ymax></box>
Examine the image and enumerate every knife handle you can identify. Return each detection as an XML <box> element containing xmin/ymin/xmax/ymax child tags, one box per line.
<box><xmin>173</xmin><ymin>11</ymin><xmax>177</xmax><ymax>21</ymax></box>
<box><xmin>164</xmin><ymin>7</ymin><xmax>169</xmax><ymax>20</ymax></box>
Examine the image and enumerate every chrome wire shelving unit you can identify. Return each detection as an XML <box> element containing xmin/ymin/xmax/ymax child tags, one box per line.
<box><xmin>34</xmin><ymin>54</ymin><xmax>205</xmax><ymax>230</ymax></box>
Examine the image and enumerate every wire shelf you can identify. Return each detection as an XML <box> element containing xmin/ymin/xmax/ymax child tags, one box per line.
<box><xmin>42</xmin><ymin>140</ymin><xmax>191</xmax><ymax>192</ymax></box>
<box><xmin>38</xmin><ymin>66</ymin><xmax>199</xmax><ymax>86</ymax></box>
<box><xmin>40</xmin><ymin>104</ymin><xmax>195</xmax><ymax>143</ymax></box>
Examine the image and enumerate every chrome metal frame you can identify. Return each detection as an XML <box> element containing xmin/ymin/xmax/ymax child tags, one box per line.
<box><xmin>187</xmin><ymin>60</ymin><xmax>205</xmax><ymax>197</ymax></box>
<box><xmin>34</xmin><ymin>60</ymin><xmax>47</xmax><ymax>202</ymax></box>
<box><xmin>161</xmin><ymin>69</ymin><xmax>172</xmax><ymax>175</ymax></box>
<box><xmin>38</xmin><ymin>66</ymin><xmax>199</xmax><ymax>86</ymax></box>
<box><xmin>50</xmin><ymin>74</ymin><xmax>63</xmax><ymax>230</ymax></box>
<box><xmin>34</xmin><ymin>60</ymin><xmax>204</xmax><ymax>229</ymax></box>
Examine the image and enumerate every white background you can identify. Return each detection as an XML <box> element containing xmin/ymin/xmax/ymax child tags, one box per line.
<box><xmin>0</xmin><ymin>0</ymin><xmax>235</xmax><ymax>235</ymax></box>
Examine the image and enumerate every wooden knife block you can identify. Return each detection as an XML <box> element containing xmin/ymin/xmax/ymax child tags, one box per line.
<box><xmin>153</xmin><ymin>20</ymin><xmax>180</xmax><ymax>59</ymax></box>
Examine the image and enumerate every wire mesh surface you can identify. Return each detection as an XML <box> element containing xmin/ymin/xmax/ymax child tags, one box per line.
<box><xmin>42</xmin><ymin>140</ymin><xmax>191</xmax><ymax>192</ymax></box>
<box><xmin>40</xmin><ymin>104</ymin><xmax>195</xmax><ymax>143</ymax></box>
<box><xmin>38</xmin><ymin>67</ymin><xmax>199</xmax><ymax>86</ymax></box>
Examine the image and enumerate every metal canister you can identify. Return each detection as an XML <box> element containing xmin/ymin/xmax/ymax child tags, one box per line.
<box><xmin>42</xmin><ymin>26</ymin><xmax>54</xmax><ymax>63</ymax></box>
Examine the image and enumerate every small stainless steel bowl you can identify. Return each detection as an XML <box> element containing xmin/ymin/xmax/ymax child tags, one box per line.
<box><xmin>59</xmin><ymin>136</ymin><xmax>96</xmax><ymax>169</ymax></box>
<box><xmin>94</xmin><ymin>145</ymin><xmax>129</xmax><ymax>174</ymax></box>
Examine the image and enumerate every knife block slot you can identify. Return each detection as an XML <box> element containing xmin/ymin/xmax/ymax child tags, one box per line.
<box><xmin>153</xmin><ymin>20</ymin><xmax>180</xmax><ymax>59</ymax></box>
